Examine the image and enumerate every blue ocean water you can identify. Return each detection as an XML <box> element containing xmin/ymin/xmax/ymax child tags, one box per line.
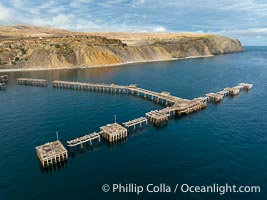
<box><xmin>0</xmin><ymin>46</ymin><xmax>266</xmax><ymax>200</ymax></box>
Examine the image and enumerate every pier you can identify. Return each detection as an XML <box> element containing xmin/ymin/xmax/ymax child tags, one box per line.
<box><xmin>52</xmin><ymin>80</ymin><xmax>185</xmax><ymax>106</ymax></box>
<box><xmin>36</xmin><ymin>81</ymin><xmax>253</xmax><ymax>168</ymax></box>
<box><xmin>35</xmin><ymin>140</ymin><xmax>68</xmax><ymax>167</ymax></box>
<box><xmin>53</xmin><ymin>81</ymin><xmax>129</xmax><ymax>93</ymax></box>
<box><xmin>17</xmin><ymin>78</ymin><xmax>48</xmax><ymax>87</ymax></box>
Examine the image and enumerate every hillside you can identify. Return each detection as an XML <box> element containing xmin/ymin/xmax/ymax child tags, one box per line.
<box><xmin>0</xmin><ymin>25</ymin><xmax>244</xmax><ymax>71</ymax></box>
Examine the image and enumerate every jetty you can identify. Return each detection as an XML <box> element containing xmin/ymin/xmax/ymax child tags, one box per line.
<box><xmin>35</xmin><ymin>140</ymin><xmax>68</xmax><ymax>167</ymax></box>
<box><xmin>17</xmin><ymin>78</ymin><xmax>48</xmax><ymax>87</ymax></box>
<box><xmin>36</xmin><ymin>81</ymin><xmax>253</xmax><ymax>168</ymax></box>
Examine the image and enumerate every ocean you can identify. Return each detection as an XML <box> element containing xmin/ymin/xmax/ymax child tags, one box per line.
<box><xmin>0</xmin><ymin>46</ymin><xmax>266</xmax><ymax>200</ymax></box>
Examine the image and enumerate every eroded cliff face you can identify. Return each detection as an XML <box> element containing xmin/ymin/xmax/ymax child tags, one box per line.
<box><xmin>0</xmin><ymin>33</ymin><xmax>243</xmax><ymax>70</ymax></box>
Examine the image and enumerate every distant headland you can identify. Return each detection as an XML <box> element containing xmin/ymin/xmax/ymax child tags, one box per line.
<box><xmin>0</xmin><ymin>25</ymin><xmax>244</xmax><ymax>72</ymax></box>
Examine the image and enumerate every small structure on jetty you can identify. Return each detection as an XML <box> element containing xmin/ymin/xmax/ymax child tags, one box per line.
<box><xmin>146</xmin><ymin>110</ymin><xmax>170</xmax><ymax>125</ymax></box>
<box><xmin>0</xmin><ymin>75</ymin><xmax>8</xmax><ymax>90</ymax></box>
<box><xmin>17</xmin><ymin>78</ymin><xmax>48</xmax><ymax>87</ymax></box>
<box><xmin>206</xmin><ymin>93</ymin><xmax>224</xmax><ymax>102</ymax></box>
<box><xmin>35</xmin><ymin>140</ymin><xmax>68</xmax><ymax>167</ymax></box>
<box><xmin>224</xmin><ymin>87</ymin><xmax>240</xmax><ymax>96</ymax></box>
<box><xmin>239</xmin><ymin>83</ymin><xmax>253</xmax><ymax>90</ymax></box>
<box><xmin>217</xmin><ymin>90</ymin><xmax>229</xmax><ymax>96</ymax></box>
<box><xmin>0</xmin><ymin>83</ymin><xmax>5</xmax><ymax>90</ymax></box>
<box><xmin>0</xmin><ymin>75</ymin><xmax>8</xmax><ymax>83</ymax></box>
<box><xmin>100</xmin><ymin>123</ymin><xmax>128</xmax><ymax>142</ymax></box>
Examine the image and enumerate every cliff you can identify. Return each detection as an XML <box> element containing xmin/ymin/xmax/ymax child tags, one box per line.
<box><xmin>0</xmin><ymin>25</ymin><xmax>244</xmax><ymax>70</ymax></box>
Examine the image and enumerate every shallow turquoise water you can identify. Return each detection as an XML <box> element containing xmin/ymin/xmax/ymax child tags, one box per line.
<box><xmin>0</xmin><ymin>47</ymin><xmax>266</xmax><ymax>200</ymax></box>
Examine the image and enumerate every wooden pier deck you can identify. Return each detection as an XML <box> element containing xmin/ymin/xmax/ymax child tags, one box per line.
<box><xmin>128</xmin><ymin>86</ymin><xmax>183</xmax><ymax>105</ymax></box>
<box><xmin>35</xmin><ymin>140</ymin><xmax>68</xmax><ymax>167</ymax></box>
<box><xmin>67</xmin><ymin>131</ymin><xmax>102</xmax><ymax>148</ymax></box>
<box><xmin>53</xmin><ymin>80</ymin><xmax>187</xmax><ymax>106</ymax></box>
<box><xmin>17</xmin><ymin>78</ymin><xmax>48</xmax><ymax>87</ymax></box>
<box><xmin>122</xmin><ymin>117</ymin><xmax>148</xmax><ymax>130</ymax></box>
<box><xmin>53</xmin><ymin>80</ymin><xmax>129</xmax><ymax>93</ymax></box>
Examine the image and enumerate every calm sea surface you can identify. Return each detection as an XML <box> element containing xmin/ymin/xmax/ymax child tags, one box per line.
<box><xmin>0</xmin><ymin>47</ymin><xmax>266</xmax><ymax>200</ymax></box>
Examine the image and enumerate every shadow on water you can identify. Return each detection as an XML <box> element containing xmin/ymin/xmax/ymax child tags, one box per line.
<box><xmin>103</xmin><ymin>138</ymin><xmax>127</xmax><ymax>147</ymax></box>
<box><xmin>68</xmin><ymin>141</ymin><xmax>102</xmax><ymax>158</ymax></box>
<box><xmin>68</xmin><ymin>125</ymin><xmax>153</xmax><ymax>159</ymax></box>
<box><xmin>68</xmin><ymin>137</ymin><xmax>128</xmax><ymax>158</ymax></box>
<box><xmin>40</xmin><ymin>160</ymin><xmax>69</xmax><ymax>174</ymax></box>
<box><xmin>150</xmin><ymin>123</ymin><xmax>169</xmax><ymax>130</ymax></box>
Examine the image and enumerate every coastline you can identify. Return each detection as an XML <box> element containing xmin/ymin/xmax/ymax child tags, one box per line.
<box><xmin>0</xmin><ymin>55</ymin><xmax>214</xmax><ymax>73</ymax></box>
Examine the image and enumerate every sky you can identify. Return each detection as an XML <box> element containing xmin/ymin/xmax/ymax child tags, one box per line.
<box><xmin>0</xmin><ymin>0</ymin><xmax>267</xmax><ymax>45</ymax></box>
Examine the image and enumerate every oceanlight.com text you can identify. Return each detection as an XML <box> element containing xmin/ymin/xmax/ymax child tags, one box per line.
<box><xmin>102</xmin><ymin>183</ymin><xmax>260</xmax><ymax>195</ymax></box>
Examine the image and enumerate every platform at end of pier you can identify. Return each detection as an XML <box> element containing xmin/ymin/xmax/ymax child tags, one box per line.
<box><xmin>35</xmin><ymin>140</ymin><xmax>68</xmax><ymax>167</ymax></box>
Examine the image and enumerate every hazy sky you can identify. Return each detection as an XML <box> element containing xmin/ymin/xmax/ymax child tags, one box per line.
<box><xmin>0</xmin><ymin>0</ymin><xmax>267</xmax><ymax>45</ymax></box>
